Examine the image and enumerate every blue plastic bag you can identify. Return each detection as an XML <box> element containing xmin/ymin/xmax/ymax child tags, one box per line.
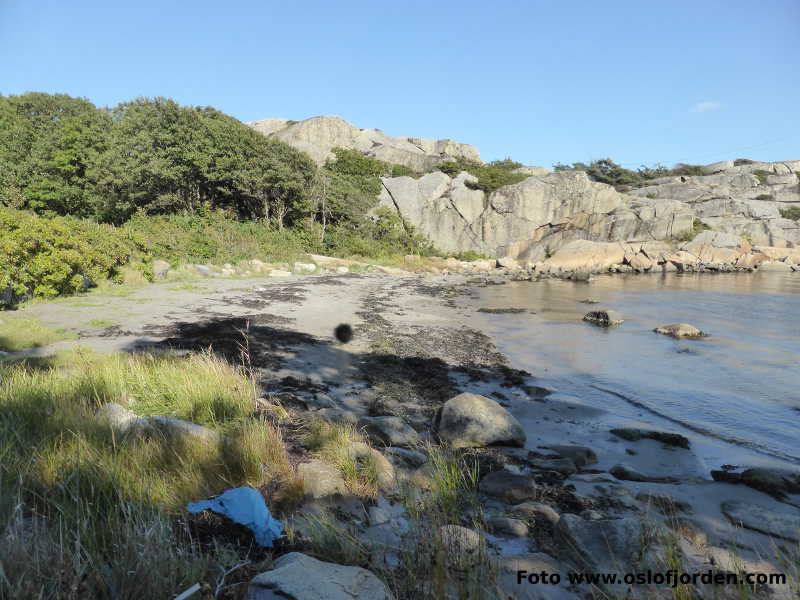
<box><xmin>187</xmin><ymin>487</ymin><xmax>283</xmax><ymax>547</ymax></box>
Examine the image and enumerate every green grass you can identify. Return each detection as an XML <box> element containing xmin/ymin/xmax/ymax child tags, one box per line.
<box><xmin>779</xmin><ymin>206</ymin><xmax>800</xmax><ymax>221</ymax></box>
<box><xmin>753</xmin><ymin>169</ymin><xmax>771</xmax><ymax>185</ymax></box>
<box><xmin>0</xmin><ymin>316</ymin><xmax>77</xmax><ymax>352</ymax></box>
<box><xmin>302</xmin><ymin>419</ymin><xmax>380</xmax><ymax>498</ymax></box>
<box><xmin>0</xmin><ymin>348</ymin><xmax>300</xmax><ymax>598</ymax></box>
<box><xmin>86</xmin><ymin>318</ymin><xmax>118</xmax><ymax>328</ymax></box>
<box><xmin>673</xmin><ymin>218</ymin><xmax>711</xmax><ymax>243</ymax></box>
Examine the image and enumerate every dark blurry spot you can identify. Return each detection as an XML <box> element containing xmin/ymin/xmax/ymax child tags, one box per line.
<box><xmin>334</xmin><ymin>323</ymin><xmax>353</xmax><ymax>343</ymax></box>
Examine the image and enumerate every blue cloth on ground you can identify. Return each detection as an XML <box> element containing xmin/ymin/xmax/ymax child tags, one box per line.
<box><xmin>187</xmin><ymin>487</ymin><xmax>283</xmax><ymax>547</ymax></box>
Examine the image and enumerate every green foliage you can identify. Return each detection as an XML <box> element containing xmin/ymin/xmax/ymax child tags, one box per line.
<box><xmin>674</xmin><ymin>218</ymin><xmax>711</xmax><ymax>242</ymax></box>
<box><xmin>734</xmin><ymin>158</ymin><xmax>756</xmax><ymax>166</ymax></box>
<box><xmin>0</xmin><ymin>207</ymin><xmax>146</xmax><ymax>302</ymax></box>
<box><xmin>0</xmin><ymin>92</ymin><xmax>111</xmax><ymax>217</ymax></box>
<box><xmin>779</xmin><ymin>206</ymin><xmax>800</xmax><ymax>221</ymax></box>
<box><xmin>435</xmin><ymin>157</ymin><xmax>528</xmax><ymax>193</ymax></box>
<box><xmin>753</xmin><ymin>169</ymin><xmax>770</xmax><ymax>185</ymax></box>
<box><xmin>554</xmin><ymin>158</ymin><xmax>706</xmax><ymax>191</ymax></box>
<box><xmin>756</xmin><ymin>193</ymin><xmax>773</xmax><ymax>200</ymax></box>
<box><xmin>0</xmin><ymin>93</ymin><xmax>317</xmax><ymax>226</ymax></box>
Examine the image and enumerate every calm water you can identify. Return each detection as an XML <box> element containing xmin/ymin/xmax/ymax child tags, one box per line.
<box><xmin>470</xmin><ymin>272</ymin><xmax>800</xmax><ymax>468</ymax></box>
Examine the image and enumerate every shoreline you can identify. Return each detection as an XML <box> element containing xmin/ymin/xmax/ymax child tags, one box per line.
<box><xmin>3</xmin><ymin>270</ymin><xmax>799</xmax><ymax>598</ymax></box>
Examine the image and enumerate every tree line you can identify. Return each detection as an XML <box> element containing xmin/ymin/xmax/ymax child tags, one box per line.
<box><xmin>0</xmin><ymin>92</ymin><xmax>412</xmax><ymax>242</ymax></box>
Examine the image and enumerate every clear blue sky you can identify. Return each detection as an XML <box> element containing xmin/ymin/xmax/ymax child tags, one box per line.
<box><xmin>2</xmin><ymin>0</ymin><xmax>798</xmax><ymax>168</ymax></box>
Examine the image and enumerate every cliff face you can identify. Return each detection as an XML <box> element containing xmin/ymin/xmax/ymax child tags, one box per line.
<box><xmin>249</xmin><ymin>115</ymin><xmax>799</xmax><ymax>259</ymax></box>
<box><xmin>248</xmin><ymin>115</ymin><xmax>481</xmax><ymax>170</ymax></box>
<box><xmin>378</xmin><ymin>170</ymin><xmax>695</xmax><ymax>260</ymax></box>
<box><xmin>627</xmin><ymin>160</ymin><xmax>800</xmax><ymax>248</ymax></box>
<box><xmin>378</xmin><ymin>161</ymin><xmax>800</xmax><ymax>259</ymax></box>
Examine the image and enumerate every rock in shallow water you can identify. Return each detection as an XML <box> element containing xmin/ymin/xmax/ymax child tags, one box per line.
<box><xmin>582</xmin><ymin>310</ymin><xmax>624</xmax><ymax>326</ymax></box>
<box><xmin>610</xmin><ymin>427</ymin><xmax>690</xmax><ymax>449</ymax></box>
<box><xmin>654</xmin><ymin>323</ymin><xmax>706</xmax><ymax>338</ymax></box>
<box><xmin>434</xmin><ymin>392</ymin><xmax>526</xmax><ymax>449</ymax></box>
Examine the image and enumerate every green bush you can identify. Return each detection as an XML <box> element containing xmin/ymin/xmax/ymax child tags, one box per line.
<box><xmin>554</xmin><ymin>158</ymin><xmax>706</xmax><ymax>191</ymax></box>
<box><xmin>756</xmin><ymin>193</ymin><xmax>773</xmax><ymax>200</ymax></box>
<box><xmin>753</xmin><ymin>170</ymin><xmax>771</xmax><ymax>185</ymax></box>
<box><xmin>435</xmin><ymin>157</ymin><xmax>528</xmax><ymax>193</ymax></box>
<box><xmin>779</xmin><ymin>206</ymin><xmax>800</xmax><ymax>221</ymax></box>
<box><xmin>0</xmin><ymin>207</ymin><xmax>146</xmax><ymax>302</ymax></box>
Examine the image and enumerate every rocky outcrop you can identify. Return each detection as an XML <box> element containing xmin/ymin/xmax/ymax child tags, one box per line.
<box><xmin>376</xmin><ymin>158</ymin><xmax>799</xmax><ymax>264</ymax></box>
<box><xmin>628</xmin><ymin>161</ymin><xmax>800</xmax><ymax>247</ymax></box>
<box><xmin>248</xmin><ymin>115</ymin><xmax>480</xmax><ymax>169</ymax></box>
<box><xmin>377</xmin><ymin>170</ymin><xmax>695</xmax><ymax>259</ymax></box>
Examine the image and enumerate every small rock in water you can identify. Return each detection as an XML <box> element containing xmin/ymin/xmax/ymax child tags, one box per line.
<box><xmin>654</xmin><ymin>323</ymin><xmax>707</xmax><ymax>338</ymax></box>
<box><xmin>610</xmin><ymin>464</ymin><xmax>679</xmax><ymax>484</ymax></box>
<box><xmin>582</xmin><ymin>310</ymin><xmax>624</xmax><ymax>326</ymax></box>
<box><xmin>610</xmin><ymin>427</ymin><xmax>690</xmax><ymax>449</ymax></box>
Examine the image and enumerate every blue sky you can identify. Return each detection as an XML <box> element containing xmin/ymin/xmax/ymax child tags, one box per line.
<box><xmin>1</xmin><ymin>0</ymin><xmax>798</xmax><ymax>168</ymax></box>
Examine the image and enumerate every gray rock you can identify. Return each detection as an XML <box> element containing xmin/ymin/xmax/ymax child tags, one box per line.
<box><xmin>248</xmin><ymin>552</ymin><xmax>394</xmax><ymax>600</ymax></box>
<box><xmin>740</xmin><ymin>467</ymin><xmax>800</xmax><ymax>498</ymax></box>
<box><xmin>556</xmin><ymin>514</ymin><xmax>645</xmax><ymax>574</ymax></box>
<box><xmin>722</xmin><ymin>501</ymin><xmax>800</xmax><ymax>542</ymax></box>
<box><xmin>192</xmin><ymin>264</ymin><xmax>212</xmax><ymax>276</ymax></box>
<box><xmin>249</xmin><ymin>114</ymin><xmax>479</xmax><ymax>170</ymax></box>
<box><xmin>509</xmin><ymin>501</ymin><xmax>561</xmax><ymax>524</ymax></box>
<box><xmin>757</xmin><ymin>260</ymin><xmax>793</xmax><ymax>272</ymax></box>
<box><xmin>542</xmin><ymin>445</ymin><xmax>598</xmax><ymax>467</ymax></box>
<box><xmin>298</xmin><ymin>459</ymin><xmax>348</xmax><ymax>499</ymax></box>
<box><xmin>152</xmin><ymin>260</ymin><xmax>171</xmax><ymax>279</ymax></box>
<box><xmin>488</xmin><ymin>517</ymin><xmax>529</xmax><ymax>537</ymax></box>
<box><xmin>358</xmin><ymin>416</ymin><xmax>419</xmax><ymax>448</ymax></box>
<box><xmin>528</xmin><ymin>457</ymin><xmax>578</xmax><ymax>475</ymax></box>
<box><xmin>610</xmin><ymin>427</ymin><xmax>690</xmax><ymax>449</ymax></box>
<box><xmin>479</xmin><ymin>470</ymin><xmax>538</xmax><ymax>503</ymax></box>
<box><xmin>382</xmin><ymin>446</ymin><xmax>427</xmax><ymax>468</ymax></box>
<box><xmin>316</xmin><ymin>407</ymin><xmax>359</xmax><ymax>425</ymax></box>
<box><xmin>654</xmin><ymin>323</ymin><xmax>707</xmax><ymax>338</ymax></box>
<box><xmin>582</xmin><ymin>310</ymin><xmax>624</xmax><ymax>326</ymax></box>
<box><xmin>635</xmin><ymin>492</ymin><xmax>692</xmax><ymax>514</ymax></box>
<box><xmin>495</xmin><ymin>553</ymin><xmax>576</xmax><ymax>600</ymax></box>
<box><xmin>610</xmin><ymin>464</ymin><xmax>679</xmax><ymax>484</ymax></box>
<box><xmin>438</xmin><ymin>525</ymin><xmax>484</xmax><ymax>570</ymax></box>
<box><xmin>434</xmin><ymin>392</ymin><xmax>526</xmax><ymax>449</ymax></box>
<box><xmin>150</xmin><ymin>416</ymin><xmax>220</xmax><ymax>443</ymax></box>
<box><xmin>496</xmin><ymin>256</ymin><xmax>520</xmax><ymax>269</ymax></box>
<box><xmin>347</xmin><ymin>443</ymin><xmax>396</xmax><ymax>491</ymax></box>
<box><xmin>95</xmin><ymin>403</ymin><xmax>150</xmax><ymax>435</ymax></box>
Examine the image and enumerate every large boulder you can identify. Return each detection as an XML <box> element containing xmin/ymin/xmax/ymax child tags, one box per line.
<box><xmin>434</xmin><ymin>392</ymin><xmax>526</xmax><ymax>448</ymax></box>
<box><xmin>248</xmin><ymin>552</ymin><xmax>394</xmax><ymax>600</ymax></box>
<box><xmin>298</xmin><ymin>459</ymin><xmax>348</xmax><ymax>499</ymax></box>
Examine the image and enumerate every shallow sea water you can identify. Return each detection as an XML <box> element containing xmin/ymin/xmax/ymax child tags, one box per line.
<box><xmin>471</xmin><ymin>271</ymin><xmax>800</xmax><ymax>468</ymax></box>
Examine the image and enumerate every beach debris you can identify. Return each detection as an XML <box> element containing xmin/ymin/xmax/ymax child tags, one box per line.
<box><xmin>187</xmin><ymin>487</ymin><xmax>283</xmax><ymax>547</ymax></box>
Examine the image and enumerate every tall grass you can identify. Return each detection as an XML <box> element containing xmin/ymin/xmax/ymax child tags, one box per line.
<box><xmin>0</xmin><ymin>349</ymin><xmax>298</xmax><ymax>599</ymax></box>
<box><xmin>0</xmin><ymin>316</ymin><xmax>77</xmax><ymax>351</ymax></box>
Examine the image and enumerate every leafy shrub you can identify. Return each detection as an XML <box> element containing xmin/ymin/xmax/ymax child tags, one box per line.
<box><xmin>779</xmin><ymin>206</ymin><xmax>800</xmax><ymax>221</ymax></box>
<box><xmin>554</xmin><ymin>158</ymin><xmax>706</xmax><ymax>191</ymax></box>
<box><xmin>436</xmin><ymin>157</ymin><xmax>528</xmax><ymax>193</ymax></box>
<box><xmin>674</xmin><ymin>218</ymin><xmax>710</xmax><ymax>242</ymax></box>
<box><xmin>756</xmin><ymin>193</ymin><xmax>773</xmax><ymax>200</ymax></box>
<box><xmin>734</xmin><ymin>158</ymin><xmax>755</xmax><ymax>166</ymax></box>
<box><xmin>753</xmin><ymin>170</ymin><xmax>771</xmax><ymax>185</ymax></box>
<box><xmin>0</xmin><ymin>207</ymin><xmax>146</xmax><ymax>301</ymax></box>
